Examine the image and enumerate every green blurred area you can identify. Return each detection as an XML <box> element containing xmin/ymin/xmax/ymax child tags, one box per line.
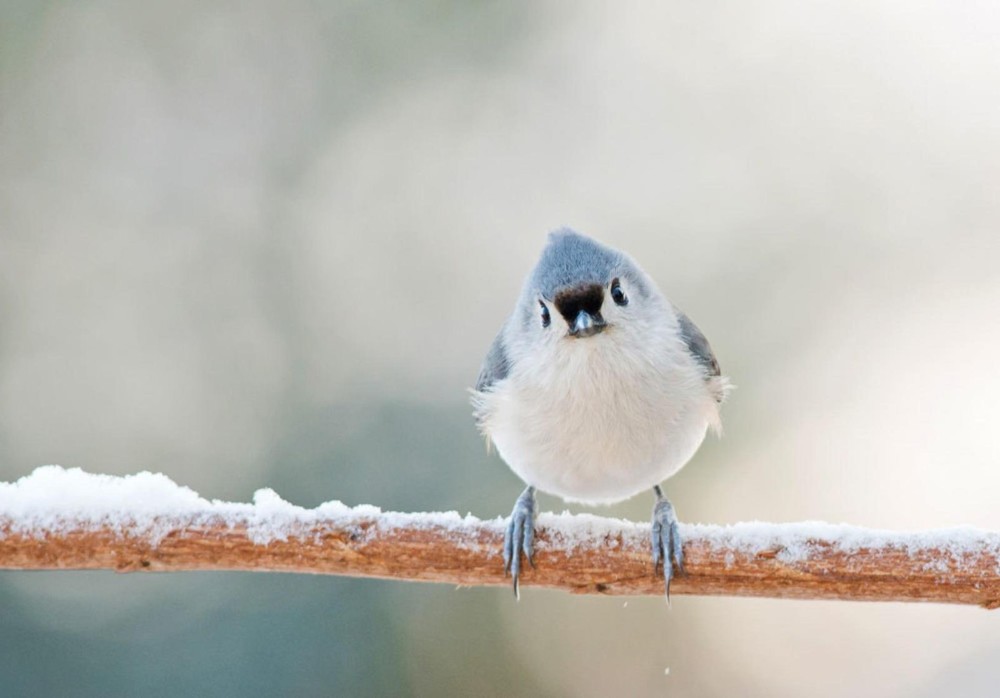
<box><xmin>2</xmin><ymin>1</ymin><xmax>1000</xmax><ymax>696</ymax></box>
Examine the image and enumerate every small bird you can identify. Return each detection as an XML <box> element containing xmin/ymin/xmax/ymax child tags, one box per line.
<box><xmin>472</xmin><ymin>229</ymin><xmax>730</xmax><ymax>599</ymax></box>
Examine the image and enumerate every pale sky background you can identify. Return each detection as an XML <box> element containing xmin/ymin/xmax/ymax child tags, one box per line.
<box><xmin>2</xmin><ymin>2</ymin><xmax>1000</xmax><ymax>696</ymax></box>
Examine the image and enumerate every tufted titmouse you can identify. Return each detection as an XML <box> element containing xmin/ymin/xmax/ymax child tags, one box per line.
<box><xmin>472</xmin><ymin>229</ymin><xmax>730</xmax><ymax>598</ymax></box>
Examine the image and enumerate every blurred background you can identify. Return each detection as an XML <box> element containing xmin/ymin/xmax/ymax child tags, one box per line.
<box><xmin>2</xmin><ymin>1</ymin><xmax>1000</xmax><ymax>695</ymax></box>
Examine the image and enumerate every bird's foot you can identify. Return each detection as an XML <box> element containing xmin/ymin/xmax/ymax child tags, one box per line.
<box><xmin>503</xmin><ymin>486</ymin><xmax>537</xmax><ymax>599</ymax></box>
<box><xmin>651</xmin><ymin>487</ymin><xmax>684</xmax><ymax>604</ymax></box>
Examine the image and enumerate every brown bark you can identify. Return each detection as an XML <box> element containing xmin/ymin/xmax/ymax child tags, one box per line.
<box><xmin>1</xmin><ymin>512</ymin><xmax>998</xmax><ymax>608</ymax></box>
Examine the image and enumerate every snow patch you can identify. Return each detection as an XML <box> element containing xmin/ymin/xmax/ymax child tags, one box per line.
<box><xmin>687</xmin><ymin>520</ymin><xmax>1000</xmax><ymax>570</ymax></box>
<box><xmin>0</xmin><ymin>466</ymin><xmax>487</xmax><ymax>546</ymax></box>
<box><xmin>1</xmin><ymin>467</ymin><xmax>998</xmax><ymax>570</ymax></box>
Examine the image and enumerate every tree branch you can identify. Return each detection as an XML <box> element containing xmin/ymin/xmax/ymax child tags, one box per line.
<box><xmin>2</xmin><ymin>501</ymin><xmax>1000</xmax><ymax>607</ymax></box>
<box><xmin>2</xmin><ymin>468</ymin><xmax>997</xmax><ymax>606</ymax></box>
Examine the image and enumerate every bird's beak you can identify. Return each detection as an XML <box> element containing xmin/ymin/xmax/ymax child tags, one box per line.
<box><xmin>568</xmin><ymin>310</ymin><xmax>606</xmax><ymax>338</ymax></box>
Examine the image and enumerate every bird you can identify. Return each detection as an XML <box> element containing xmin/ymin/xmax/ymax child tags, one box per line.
<box><xmin>471</xmin><ymin>229</ymin><xmax>730</xmax><ymax>599</ymax></box>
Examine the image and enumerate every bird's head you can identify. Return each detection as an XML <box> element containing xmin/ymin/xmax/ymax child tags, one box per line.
<box><xmin>516</xmin><ymin>228</ymin><xmax>652</xmax><ymax>347</ymax></box>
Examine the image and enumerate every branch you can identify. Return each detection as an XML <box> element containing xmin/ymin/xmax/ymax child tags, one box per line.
<box><xmin>2</xmin><ymin>467</ymin><xmax>999</xmax><ymax>607</ymax></box>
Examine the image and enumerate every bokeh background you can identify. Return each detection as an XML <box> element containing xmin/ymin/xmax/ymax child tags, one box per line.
<box><xmin>2</xmin><ymin>1</ymin><xmax>1000</xmax><ymax>696</ymax></box>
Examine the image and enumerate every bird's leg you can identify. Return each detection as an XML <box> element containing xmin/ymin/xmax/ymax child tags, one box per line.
<box><xmin>651</xmin><ymin>485</ymin><xmax>685</xmax><ymax>603</ymax></box>
<box><xmin>503</xmin><ymin>485</ymin><xmax>537</xmax><ymax>599</ymax></box>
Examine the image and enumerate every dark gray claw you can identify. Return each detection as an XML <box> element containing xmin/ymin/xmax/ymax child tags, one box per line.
<box><xmin>503</xmin><ymin>486</ymin><xmax>537</xmax><ymax>599</ymax></box>
<box><xmin>651</xmin><ymin>485</ymin><xmax>684</xmax><ymax>603</ymax></box>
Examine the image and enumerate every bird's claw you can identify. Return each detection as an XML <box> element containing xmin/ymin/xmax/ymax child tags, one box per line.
<box><xmin>652</xmin><ymin>495</ymin><xmax>684</xmax><ymax>604</ymax></box>
<box><xmin>503</xmin><ymin>486</ymin><xmax>537</xmax><ymax>599</ymax></box>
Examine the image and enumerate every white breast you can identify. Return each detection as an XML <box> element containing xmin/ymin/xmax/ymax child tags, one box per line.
<box><xmin>475</xmin><ymin>317</ymin><xmax>719</xmax><ymax>505</ymax></box>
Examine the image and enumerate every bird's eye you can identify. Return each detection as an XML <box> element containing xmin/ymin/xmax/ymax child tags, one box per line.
<box><xmin>610</xmin><ymin>278</ymin><xmax>628</xmax><ymax>306</ymax></box>
<box><xmin>539</xmin><ymin>300</ymin><xmax>551</xmax><ymax>328</ymax></box>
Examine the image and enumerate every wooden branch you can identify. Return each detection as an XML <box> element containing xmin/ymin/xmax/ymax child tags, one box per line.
<box><xmin>3</xmin><ymin>507</ymin><xmax>1000</xmax><ymax>608</ymax></box>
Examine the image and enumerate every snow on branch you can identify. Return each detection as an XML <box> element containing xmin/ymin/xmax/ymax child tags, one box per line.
<box><xmin>2</xmin><ymin>466</ymin><xmax>1000</xmax><ymax>607</ymax></box>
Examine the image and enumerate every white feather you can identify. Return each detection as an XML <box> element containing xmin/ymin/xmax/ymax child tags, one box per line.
<box><xmin>474</xmin><ymin>294</ymin><xmax>722</xmax><ymax>505</ymax></box>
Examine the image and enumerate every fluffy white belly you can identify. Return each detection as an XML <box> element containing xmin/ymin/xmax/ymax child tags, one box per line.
<box><xmin>478</xmin><ymin>341</ymin><xmax>714</xmax><ymax>505</ymax></box>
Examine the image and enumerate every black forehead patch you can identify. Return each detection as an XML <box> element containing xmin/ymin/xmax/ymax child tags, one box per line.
<box><xmin>554</xmin><ymin>284</ymin><xmax>604</xmax><ymax>323</ymax></box>
<box><xmin>530</xmin><ymin>228</ymin><xmax>623</xmax><ymax>298</ymax></box>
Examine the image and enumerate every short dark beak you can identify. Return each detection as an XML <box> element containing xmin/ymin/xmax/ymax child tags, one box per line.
<box><xmin>568</xmin><ymin>310</ymin><xmax>606</xmax><ymax>338</ymax></box>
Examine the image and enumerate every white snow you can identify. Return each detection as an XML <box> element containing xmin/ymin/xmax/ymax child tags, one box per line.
<box><xmin>686</xmin><ymin>520</ymin><xmax>1000</xmax><ymax>569</ymax></box>
<box><xmin>0</xmin><ymin>466</ymin><xmax>998</xmax><ymax>569</ymax></box>
<box><xmin>0</xmin><ymin>466</ymin><xmax>487</xmax><ymax>546</ymax></box>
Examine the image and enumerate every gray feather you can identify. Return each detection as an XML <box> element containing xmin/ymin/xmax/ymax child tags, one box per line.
<box><xmin>515</xmin><ymin>229</ymin><xmax>651</xmax><ymax>331</ymax></box>
<box><xmin>475</xmin><ymin>329</ymin><xmax>511</xmax><ymax>392</ymax></box>
<box><xmin>676</xmin><ymin>311</ymin><xmax>721</xmax><ymax>378</ymax></box>
<box><xmin>530</xmin><ymin>229</ymin><xmax>629</xmax><ymax>299</ymax></box>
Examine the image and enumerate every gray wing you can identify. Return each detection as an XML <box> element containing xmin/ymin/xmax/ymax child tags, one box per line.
<box><xmin>475</xmin><ymin>329</ymin><xmax>511</xmax><ymax>392</ymax></box>
<box><xmin>677</xmin><ymin>311</ymin><xmax>721</xmax><ymax>378</ymax></box>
